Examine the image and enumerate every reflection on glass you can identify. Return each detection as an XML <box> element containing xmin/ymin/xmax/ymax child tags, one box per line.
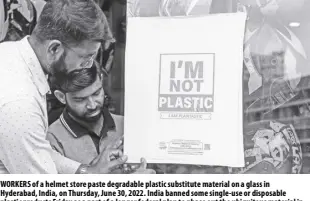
<box><xmin>127</xmin><ymin>0</ymin><xmax>213</xmax><ymax>17</ymax></box>
<box><xmin>241</xmin><ymin>0</ymin><xmax>307</xmax><ymax>174</ymax></box>
<box><xmin>127</xmin><ymin>0</ymin><xmax>310</xmax><ymax>174</ymax></box>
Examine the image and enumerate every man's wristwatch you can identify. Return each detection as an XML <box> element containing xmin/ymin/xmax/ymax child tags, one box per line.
<box><xmin>76</xmin><ymin>164</ymin><xmax>90</xmax><ymax>174</ymax></box>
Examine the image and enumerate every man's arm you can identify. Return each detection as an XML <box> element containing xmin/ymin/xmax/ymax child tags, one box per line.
<box><xmin>0</xmin><ymin>100</ymin><xmax>59</xmax><ymax>173</ymax></box>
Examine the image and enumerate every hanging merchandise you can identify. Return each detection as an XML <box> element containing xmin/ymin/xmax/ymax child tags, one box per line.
<box><xmin>127</xmin><ymin>0</ymin><xmax>213</xmax><ymax>17</ymax></box>
<box><xmin>245</xmin><ymin>23</ymin><xmax>308</xmax><ymax>115</ymax></box>
<box><xmin>238</xmin><ymin>0</ymin><xmax>307</xmax><ymax>174</ymax></box>
<box><xmin>159</xmin><ymin>0</ymin><xmax>212</xmax><ymax>16</ymax></box>
<box><xmin>238</xmin><ymin>0</ymin><xmax>305</xmax><ymax>16</ymax></box>
<box><xmin>238</xmin><ymin>0</ymin><xmax>308</xmax><ymax>115</ymax></box>
<box><xmin>0</xmin><ymin>0</ymin><xmax>46</xmax><ymax>41</ymax></box>
<box><xmin>229</xmin><ymin>121</ymin><xmax>302</xmax><ymax>174</ymax></box>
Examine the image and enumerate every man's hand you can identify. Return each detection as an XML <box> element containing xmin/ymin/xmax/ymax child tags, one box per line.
<box><xmin>131</xmin><ymin>158</ymin><xmax>156</xmax><ymax>174</ymax></box>
<box><xmin>86</xmin><ymin>148</ymin><xmax>128</xmax><ymax>174</ymax></box>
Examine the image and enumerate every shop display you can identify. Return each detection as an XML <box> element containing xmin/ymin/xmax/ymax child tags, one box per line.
<box><xmin>241</xmin><ymin>0</ymin><xmax>308</xmax><ymax>173</ymax></box>
<box><xmin>240</xmin><ymin>0</ymin><xmax>308</xmax><ymax>116</ymax></box>
<box><xmin>0</xmin><ymin>0</ymin><xmax>46</xmax><ymax>42</ymax></box>
<box><xmin>125</xmin><ymin>0</ymin><xmax>310</xmax><ymax>174</ymax></box>
<box><xmin>127</xmin><ymin>0</ymin><xmax>214</xmax><ymax>17</ymax></box>
<box><xmin>229</xmin><ymin>121</ymin><xmax>302</xmax><ymax>174</ymax></box>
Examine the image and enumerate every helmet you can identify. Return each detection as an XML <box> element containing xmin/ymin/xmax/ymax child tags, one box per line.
<box><xmin>229</xmin><ymin>121</ymin><xmax>302</xmax><ymax>174</ymax></box>
<box><xmin>1</xmin><ymin>0</ymin><xmax>46</xmax><ymax>41</ymax></box>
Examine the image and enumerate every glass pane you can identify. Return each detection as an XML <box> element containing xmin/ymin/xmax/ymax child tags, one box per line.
<box><xmin>126</xmin><ymin>0</ymin><xmax>310</xmax><ymax>174</ymax></box>
<box><xmin>241</xmin><ymin>0</ymin><xmax>308</xmax><ymax>174</ymax></box>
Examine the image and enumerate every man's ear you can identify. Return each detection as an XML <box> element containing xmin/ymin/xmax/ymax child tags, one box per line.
<box><xmin>54</xmin><ymin>90</ymin><xmax>66</xmax><ymax>105</ymax></box>
<box><xmin>46</xmin><ymin>40</ymin><xmax>64</xmax><ymax>64</ymax></box>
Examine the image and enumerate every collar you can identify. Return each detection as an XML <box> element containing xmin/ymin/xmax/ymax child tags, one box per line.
<box><xmin>18</xmin><ymin>36</ymin><xmax>50</xmax><ymax>96</ymax></box>
<box><xmin>60</xmin><ymin>107</ymin><xmax>116</xmax><ymax>138</ymax></box>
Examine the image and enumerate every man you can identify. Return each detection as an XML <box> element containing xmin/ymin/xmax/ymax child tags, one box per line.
<box><xmin>47</xmin><ymin>65</ymin><xmax>151</xmax><ymax>173</ymax></box>
<box><xmin>0</xmin><ymin>0</ymin><xmax>140</xmax><ymax>174</ymax></box>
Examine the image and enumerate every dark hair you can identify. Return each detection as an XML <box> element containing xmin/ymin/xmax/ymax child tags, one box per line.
<box><xmin>32</xmin><ymin>0</ymin><xmax>113</xmax><ymax>45</ymax></box>
<box><xmin>52</xmin><ymin>64</ymin><xmax>101</xmax><ymax>93</ymax></box>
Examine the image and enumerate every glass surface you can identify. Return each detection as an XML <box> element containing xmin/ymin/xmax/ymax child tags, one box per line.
<box><xmin>126</xmin><ymin>0</ymin><xmax>310</xmax><ymax>174</ymax></box>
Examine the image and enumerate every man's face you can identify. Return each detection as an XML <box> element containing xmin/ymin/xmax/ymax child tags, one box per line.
<box><xmin>65</xmin><ymin>75</ymin><xmax>105</xmax><ymax>122</ymax></box>
<box><xmin>50</xmin><ymin>40</ymin><xmax>101</xmax><ymax>75</ymax></box>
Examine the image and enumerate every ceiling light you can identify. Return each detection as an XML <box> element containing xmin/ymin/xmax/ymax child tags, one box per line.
<box><xmin>289</xmin><ymin>22</ymin><xmax>301</xmax><ymax>28</ymax></box>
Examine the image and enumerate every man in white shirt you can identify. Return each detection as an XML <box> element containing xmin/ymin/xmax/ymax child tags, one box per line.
<box><xmin>0</xmin><ymin>0</ymin><xmax>147</xmax><ymax>174</ymax></box>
